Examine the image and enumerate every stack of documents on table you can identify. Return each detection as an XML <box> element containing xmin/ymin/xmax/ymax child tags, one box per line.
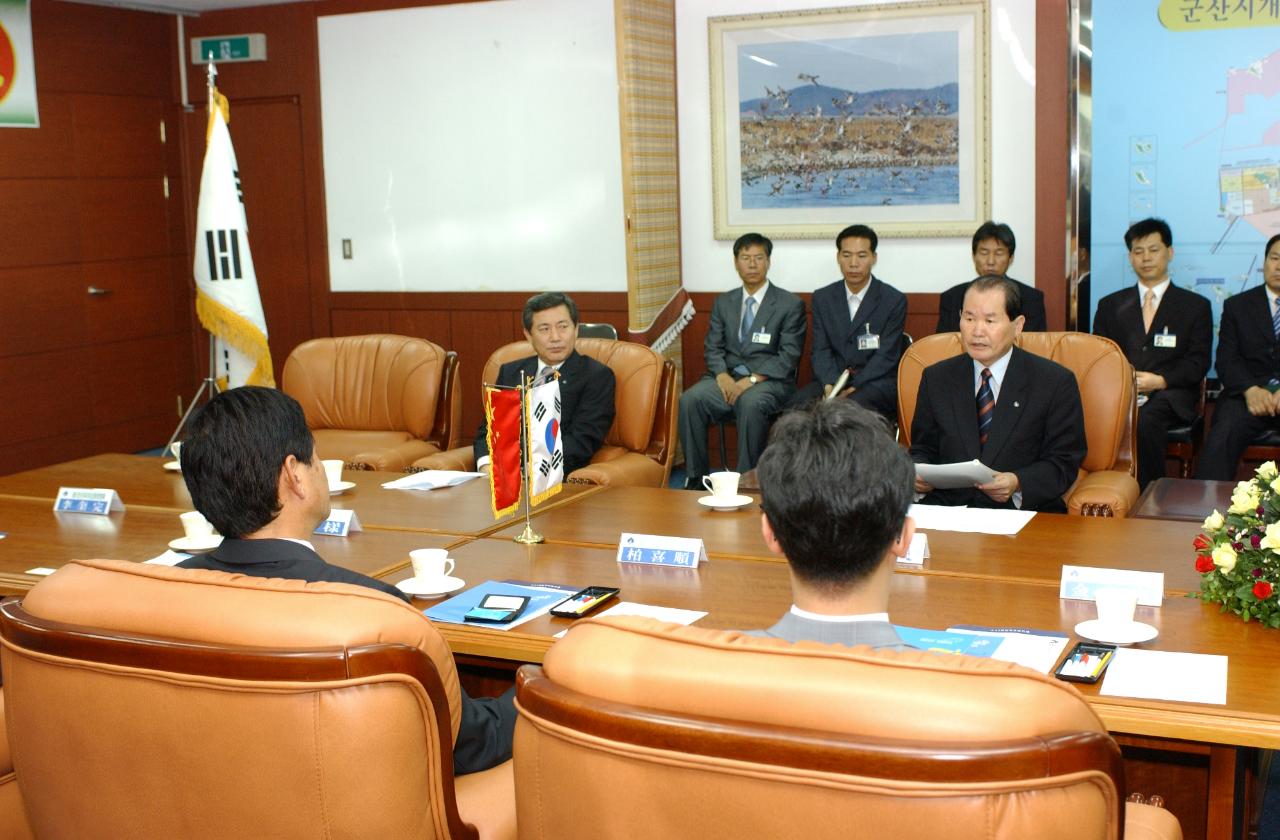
<box><xmin>895</xmin><ymin>625</ymin><xmax>1069</xmax><ymax>673</ymax></box>
<box><xmin>908</xmin><ymin>504</ymin><xmax>1036</xmax><ymax>535</ymax></box>
<box><xmin>381</xmin><ymin>470</ymin><xmax>484</xmax><ymax>491</ymax></box>
<box><xmin>425</xmin><ymin>580</ymin><xmax>577</xmax><ymax>630</ymax></box>
<box><xmin>1100</xmin><ymin>649</ymin><xmax>1228</xmax><ymax>705</ymax></box>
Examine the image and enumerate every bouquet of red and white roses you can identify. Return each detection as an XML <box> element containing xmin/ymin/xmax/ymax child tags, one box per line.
<box><xmin>1193</xmin><ymin>460</ymin><xmax>1280</xmax><ymax>627</ymax></box>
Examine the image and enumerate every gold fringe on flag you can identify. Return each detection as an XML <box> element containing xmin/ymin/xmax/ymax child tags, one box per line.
<box><xmin>195</xmin><ymin>289</ymin><xmax>275</xmax><ymax>388</ymax></box>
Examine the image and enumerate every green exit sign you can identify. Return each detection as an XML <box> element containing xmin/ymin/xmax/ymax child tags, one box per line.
<box><xmin>190</xmin><ymin>34</ymin><xmax>267</xmax><ymax>64</ymax></box>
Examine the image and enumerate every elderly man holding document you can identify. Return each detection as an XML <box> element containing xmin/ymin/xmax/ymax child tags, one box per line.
<box><xmin>910</xmin><ymin>276</ymin><xmax>1086</xmax><ymax>513</ymax></box>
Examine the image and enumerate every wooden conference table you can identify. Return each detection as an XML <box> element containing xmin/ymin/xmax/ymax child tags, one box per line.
<box><xmin>0</xmin><ymin>454</ymin><xmax>1271</xmax><ymax>839</ymax></box>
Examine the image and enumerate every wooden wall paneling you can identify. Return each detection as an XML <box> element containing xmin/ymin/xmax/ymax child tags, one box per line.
<box><xmin>0</xmin><ymin>349</ymin><xmax>86</xmax><ymax>446</ymax></box>
<box><xmin>389</xmin><ymin>310</ymin><xmax>453</xmax><ymax>347</ymax></box>
<box><xmin>0</xmin><ymin>265</ymin><xmax>86</xmax><ymax>356</ymax></box>
<box><xmin>0</xmin><ymin>180</ymin><xmax>80</xmax><ymax>268</ymax></box>
<box><xmin>2</xmin><ymin>432</ymin><xmax>99</xmax><ymax>477</ymax></box>
<box><xmin>31</xmin><ymin>0</ymin><xmax>174</xmax><ymax>98</ymax></box>
<box><xmin>0</xmin><ymin>91</ymin><xmax>72</xmax><ymax>178</ymax></box>
<box><xmin>94</xmin><ymin>413</ymin><xmax>185</xmax><ymax>458</ymax></box>
<box><xmin>445</xmin><ymin>309</ymin><xmax>521</xmax><ymax>436</ymax></box>
<box><xmin>69</xmin><ymin>95</ymin><xmax>166</xmax><ymax>179</ymax></box>
<box><xmin>76</xmin><ymin>178</ymin><xmax>169</xmax><ymax>261</ymax></box>
<box><xmin>329</xmin><ymin>310</ymin><xmax>391</xmax><ymax>337</ymax></box>
<box><xmin>1035</xmin><ymin>0</ymin><xmax>1070</xmax><ymax>329</ymax></box>
<box><xmin>88</xmin><ymin>335</ymin><xmax>186</xmax><ymax>430</ymax></box>
<box><xmin>83</xmin><ymin>257</ymin><xmax>177</xmax><ymax>346</ymax></box>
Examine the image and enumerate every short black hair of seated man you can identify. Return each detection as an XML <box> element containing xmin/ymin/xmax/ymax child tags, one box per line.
<box><xmin>180</xmin><ymin>386</ymin><xmax>516</xmax><ymax>775</ymax></box>
<box><xmin>750</xmin><ymin>399</ymin><xmax>916</xmax><ymax>647</ymax></box>
<box><xmin>935</xmin><ymin>221</ymin><xmax>1047</xmax><ymax>333</ymax></box>
<box><xmin>790</xmin><ymin>222</ymin><xmax>906</xmax><ymax>417</ymax></box>
<box><xmin>1197</xmin><ymin>233</ymin><xmax>1280</xmax><ymax>480</ymax></box>
<box><xmin>733</xmin><ymin>230</ymin><xmax>773</xmax><ymax>258</ymax></box>
<box><xmin>911</xmin><ymin>275</ymin><xmax>1087</xmax><ymax>513</ymax></box>
<box><xmin>522</xmin><ymin>290</ymin><xmax>579</xmax><ymax>331</ymax></box>
<box><xmin>1094</xmin><ymin>216</ymin><xmax>1210</xmax><ymax>491</ymax></box>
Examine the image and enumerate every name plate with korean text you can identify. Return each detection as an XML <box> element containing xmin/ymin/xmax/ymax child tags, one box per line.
<box><xmin>616</xmin><ymin>533</ymin><xmax>707</xmax><ymax>568</ymax></box>
<box><xmin>314</xmin><ymin>509</ymin><xmax>362</xmax><ymax>538</ymax></box>
<box><xmin>53</xmin><ymin>487</ymin><xmax>124</xmax><ymax>516</ymax></box>
<box><xmin>1060</xmin><ymin>565</ymin><xmax>1164</xmax><ymax>607</ymax></box>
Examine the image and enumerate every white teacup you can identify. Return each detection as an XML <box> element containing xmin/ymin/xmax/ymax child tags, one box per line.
<box><xmin>410</xmin><ymin>548</ymin><xmax>456</xmax><ymax>581</ymax></box>
<box><xmin>180</xmin><ymin>510</ymin><xmax>214</xmax><ymax>540</ymax></box>
<box><xmin>169</xmin><ymin>441</ymin><xmax>182</xmax><ymax>460</ymax></box>
<box><xmin>322</xmin><ymin>459</ymin><xmax>344</xmax><ymax>487</ymax></box>
<box><xmin>1094</xmin><ymin>588</ymin><xmax>1138</xmax><ymax>627</ymax></box>
<box><xmin>702</xmin><ymin>471</ymin><xmax>741</xmax><ymax>498</ymax></box>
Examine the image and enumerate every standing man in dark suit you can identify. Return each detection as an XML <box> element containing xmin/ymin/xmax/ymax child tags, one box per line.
<box><xmin>935</xmin><ymin>221</ymin><xmax>1047</xmax><ymax>333</ymax></box>
<box><xmin>474</xmin><ymin>292</ymin><xmax>615</xmax><ymax>476</ymax></box>
<box><xmin>792</xmin><ymin>224</ymin><xmax>906</xmax><ymax>418</ymax></box>
<box><xmin>678</xmin><ymin>232</ymin><xmax>806</xmax><ymax>485</ymax></box>
<box><xmin>747</xmin><ymin>398</ymin><xmax>915</xmax><ymax>649</ymax></box>
<box><xmin>1094</xmin><ymin>218</ymin><xmax>1211</xmax><ymax>490</ymax></box>
<box><xmin>1197</xmin><ymin>234</ymin><xmax>1280</xmax><ymax>480</ymax></box>
<box><xmin>911</xmin><ymin>276</ymin><xmax>1086</xmax><ymax>513</ymax></box>
<box><xmin>180</xmin><ymin>385</ymin><xmax>515</xmax><ymax>776</ymax></box>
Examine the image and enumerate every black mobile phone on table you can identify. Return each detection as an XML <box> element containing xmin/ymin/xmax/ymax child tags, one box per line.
<box><xmin>550</xmin><ymin>586</ymin><xmax>620</xmax><ymax>618</ymax></box>
<box><xmin>463</xmin><ymin>594</ymin><xmax>530</xmax><ymax>624</ymax></box>
<box><xmin>1054</xmin><ymin>642</ymin><xmax>1117</xmax><ymax>684</ymax></box>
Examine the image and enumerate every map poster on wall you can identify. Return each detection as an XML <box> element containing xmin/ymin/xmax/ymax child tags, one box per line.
<box><xmin>0</xmin><ymin>0</ymin><xmax>37</xmax><ymax>128</ymax></box>
<box><xmin>1092</xmin><ymin>1</ymin><xmax>1280</xmax><ymax>370</ymax></box>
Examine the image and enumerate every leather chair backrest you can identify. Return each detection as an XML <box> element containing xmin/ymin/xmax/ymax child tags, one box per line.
<box><xmin>483</xmin><ymin>338</ymin><xmax>662</xmax><ymax>454</ymax></box>
<box><xmin>283</xmin><ymin>334</ymin><xmax>447</xmax><ymax>440</ymax></box>
<box><xmin>1</xmin><ymin>559</ymin><xmax>468</xmax><ymax>839</ymax></box>
<box><xmin>897</xmin><ymin>332</ymin><xmax>1135</xmax><ymax>474</ymax></box>
<box><xmin>515</xmin><ymin>616</ymin><xmax>1124</xmax><ymax>840</ymax></box>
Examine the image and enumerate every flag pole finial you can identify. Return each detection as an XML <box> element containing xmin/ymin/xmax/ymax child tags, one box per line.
<box><xmin>205</xmin><ymin>55</ymin><xmax>217</xmax><ymax>112</ymax></box>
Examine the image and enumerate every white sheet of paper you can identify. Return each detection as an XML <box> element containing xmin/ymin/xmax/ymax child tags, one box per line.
<box><xmin>899</xmin><ymin>532</ymin><xmax>929</xmax><ymax>566</ymax></box>
<box><xmin>381</xmin><ymin>470</ymin><xmax>484</xmax><ymax>491</ymax></box>
<box><xmin>915</xmin><ymin>459</ymin><xmax>997</xmax><ymax>490</ymax></box>
<box><xmin>908</xmin><ymin>504</ymin><xmax>1036</xmax><ymax>535</ymax></box>
<box><xmin>145</xmin><ymin>550</ymin><xmax>192</xmax><ymax>566</ymax></box>
<box><xmin>553</xmin><ymin>601</ymin><xmax>708</xmax><ymax>638</ymax></box>
<box><xmin>1100</xmin><ymin>649</ymin><xmax>1228</xmax><ymax>705</ymax></box>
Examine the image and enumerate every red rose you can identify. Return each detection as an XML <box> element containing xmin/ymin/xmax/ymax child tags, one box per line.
<box><xmin>1195</xmin><ymin>556</ymin><xmax>1215</xmax><ymax>574</ymax></box>
<box><xmin>1254</xmin><ymin>581</ymin><xmax>1273</xmax><ymax>600</ymax></box>
<box><xmin>1193</xmin><ymin>534</ymin><xmax>1212</xmax><ymax>551</ymax></box>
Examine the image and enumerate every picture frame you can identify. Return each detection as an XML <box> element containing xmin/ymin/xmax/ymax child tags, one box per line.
<box><xmin>709</xmin><ymin>0</ymin><xmax>990</xmax><ymax>240</ymax></box>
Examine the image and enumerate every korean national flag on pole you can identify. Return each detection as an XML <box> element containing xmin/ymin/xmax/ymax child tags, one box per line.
<box><xmin>527</xmin><ymin>375</ymin><xmax>563</xmax><ymax>505</ymax></box>
<box><xmin>192</xmin><ymin>84</ymin><xmax>274</xmax><ymax>388</ymax></box>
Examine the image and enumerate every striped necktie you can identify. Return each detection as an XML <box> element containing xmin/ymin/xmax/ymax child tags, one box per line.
<box><xmin>740</xmin><ymin>296</ymin><xmax>757</xmax><ymax>346</ymax></box>
<box><xmin>977</xmin><ymin>368</ymin><xmax>995</xmax><ymax>447</ymax></box>
<box><xmin>1273</xmin><ymin>298</ymin><xmax>1280</xmax><ymax>339</ymax></box>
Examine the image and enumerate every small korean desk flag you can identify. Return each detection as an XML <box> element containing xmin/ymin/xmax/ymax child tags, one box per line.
<box><xmin>192</xmin><ymin>86</ymin><xmax>274</xmax><ymax>388</ymax></box>
<box><xmin>527</xmin><ymin>373</ymin><xmax>563</xmax><ymax>505</ymax></box>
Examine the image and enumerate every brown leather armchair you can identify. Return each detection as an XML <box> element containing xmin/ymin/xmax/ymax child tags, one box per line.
<box><xmin>282</xmin><ymin>334</ymin><xmax>462</xmax><ymax>471</ymax></box>
<box><xmin>414</xmin><ymin>338</ymin><xmax>678</xmax><ymax>487</ymax></box>
<box><xmin>514</xmin><ymin>616</ymin><xmax>1180</xmax><ymax>840</ymax></box>
<box><xmin>0</xmin><ymin>692</ymin><xmax>32</xmax><ymax>839</ymax></box>
<box><xmin>898</xmin><ymin>332</ymin><xmax>1140</xmax><ymax>517</ymax></box>
<box><xmin>0</xmin><ymin>559</ymin><xmax>514</xmax><ymax>839</ymax></box>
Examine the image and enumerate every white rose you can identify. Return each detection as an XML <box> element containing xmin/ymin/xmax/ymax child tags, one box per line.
<box><xmin>1203</xmin><ymin>510</ymin><xmax>1225</xmax><ymax>532</ymax></box>
<box><xmin>1262</xmin><ymin>522</ymin><xmax>1280</xmax><ymax>552</ymax></box>
<box><xmin>1230</xmin><ymin>481</ymin><xmax>1261</xmax><ymax>515</ymax></box>
<box><xmin>1260</xmin><ymin>461</ymin><xmax>1279</xmax><ymax>481</ymax></box>
<box><xmin>1212</xmin><ymin>544</ymin><xmax>1238</xmax><ymax>573</ymax></box>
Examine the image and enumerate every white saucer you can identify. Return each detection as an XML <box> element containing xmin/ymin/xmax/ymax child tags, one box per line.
<box><xmin>168</xmin><ymin>534</ymin><xmax>223</xmax><ymax>553</ymax></box>
<box><xmin>698</xmin><ymin>494</ymin><xmax>752</xmax><ymax>511</ymax></box>
<box><xmin>1074</xmin><ymin>619</ymin><xmax>1158</xmax><ymax>646</ymax></box>
<box><xmin>329</xmin><ymin>480</ymin><xmax>356</xmax><ymax>495</ymax></box>
<box><xmin>162</xmin><ymin>461</ymin><xmax>182</xmax><ymax>472</ymax></box>
<box><xmin>397</xmin><ymin>575</ymin><xmax>466</xmax><ymax>597</ymax></box>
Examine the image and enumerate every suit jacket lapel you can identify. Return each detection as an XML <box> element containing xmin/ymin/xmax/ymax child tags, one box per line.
<box><xmin>1250</xmin><ymin>287</ymin><xmax>1277</xmax><ymax>347</ymax></box>
<box><xmin>728</xmin><ymin>287</ymin><xmax>747</xmax><ymax>353</ymax></box>
<box><xmin>1113</xmin><ymin>290</ymin><xmax>1145</xmax><ymax>349</ymax></box>
<box><xmin>980</xmin><ymin>349</ymin><xmax>1029</xmax><ymax>464</ymax></box>
<box><xmin>947</xmin><ymin>356</ymin><xmax>981</xmax><ymax>460</ymax></box>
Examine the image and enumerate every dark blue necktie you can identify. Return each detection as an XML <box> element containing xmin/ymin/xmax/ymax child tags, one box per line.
<box><xmin>1273</xmin><ymin>298</ymin><xmax>1280</xmax><ymax>339</ymax></box>
<box><xmin>739</xmin><ymin>296</ymin><xmax>757</xmax><ymax>346</ymax></box>
<box><xmin>977</xmin><ymin>368</ymin><xmax>994</xmax><ymax>447</ymax></box>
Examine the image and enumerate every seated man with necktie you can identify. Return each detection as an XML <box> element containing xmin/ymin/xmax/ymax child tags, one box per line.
<box><xmin>1093</xmin><ymin>218</ymin><xmax>1210</xmax><ymax>490</ymax></box>
<box><xmin>911</xmin><ymin>276</ymin><xmax>1086</xmax><ymax>513</ymax></box>
<box><xmin>934</xmin><ymin>221</ymin><xmax>1047</xmax><ymax>334</ymax></box>
<box><xmin>678</xmin><ymin>232</ymin><xmax>807</xmax><ymax>485</ymax></box>
<box><xmin>790</xmin><ymin>224</ymin><xmax>906</xmax><ymax>418</ymax></box>
<box><xmin>1197</xmin><ymin>234</ymin><xmax>1280</xmax><ymax>480</ymax></box>
<box><xmin>474</xmin><ymin>292</ymin><xmax>616</xmax><ymax>475</ymax></box>
<box><xmin>747</xmin><ymin>398</ymin><xmax>915</xmax><ymax>649</ymax></box>
<box><xmin>180</xmin><ymin>386</ymin><xmax>516</xmax><ymax>775</ymax></box>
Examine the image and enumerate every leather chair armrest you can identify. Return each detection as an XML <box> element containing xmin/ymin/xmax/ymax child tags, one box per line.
<box><xmin>0</xmin><ymin>690</ymin><xmax>11</xmax><ymax>776</ymax></box>
<box><xmin>569</xmin><ymin>454</ymin><xmax>664</xmax><ymax>488</ymax></box>
<box><xmin>0</xmin><ymin>690</ymin><xmax>34</xmax><ymax>840</ymax></box>
<box><xmin>1067</xmin><ymin>470</ymin><xmax>1140</xmax><ymax>518</ymax></box>
<box><xmin>411</xmin><ymin>446</ymin><xmax>477</xmax><ymax>473</ymax></box>
<box><xmin>1123</xmin><ymin>802</ymin><xmax>1182</xmax><ymax>840</ymax></box>
<box><xmin>348</xmin><ymin>440</ymin><xmax>442</xmax><ymax>472</ymax></box>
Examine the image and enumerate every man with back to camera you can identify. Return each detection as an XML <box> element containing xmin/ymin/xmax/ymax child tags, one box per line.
<box><xmin>1197</xmin><ymin>234</ymin><xmax>1280</xmax><ymax>480</ymax></box>
<box><xmin>790</xmin><ymin>224</ymin><xmax>906</xmax><ymax>419</ymax></box>
<box><xmin>180</xmin><ymin>385</ymin><xmax>515</xmax><ymax>775</ymax></box>
<box><xmin>748</xmin><ymin>398</ymin><xmax>914</xmax><ymax>649</ymax></box>
<box><xmin>911</xmin><ymin>276</ymin><xmax>1086</xmax><ymax>513</ymax></box>
<box><xmin>1093</xmin><ymin>218</ymin><xmax>1211</xmax><ymax>490</ymax></box>
<box><xmin>474</xmin><ymin>291</ymin><xmax>615</xmax><ymax>476</ymax></box>
<box><xmin>678</xmin><ymin>232</ymin><xmax>806</xmax><ymax>486</ymax></box>
<box><xmin>935</xmin><ymin>221</ymin><xmax>1047</xmax><ymax>333</ymax></box>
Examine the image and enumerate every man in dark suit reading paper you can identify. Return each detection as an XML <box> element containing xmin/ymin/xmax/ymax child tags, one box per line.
<box><xmin>910</xmin><ymin>276</ymin><xmax>1086</xmax><ymax>513</ymax></box>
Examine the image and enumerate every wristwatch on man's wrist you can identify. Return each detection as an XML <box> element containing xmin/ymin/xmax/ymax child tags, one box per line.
<box><xmin>748</xmin><ymin>374</ymin><xmax>759</xmax><ymax>384</ymax></box>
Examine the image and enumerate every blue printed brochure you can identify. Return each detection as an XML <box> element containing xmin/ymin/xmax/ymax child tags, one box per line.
<box><xmin>424</xmin><ymin>579</ymin><xmax>579</xmax><ymax>630</ymax></box>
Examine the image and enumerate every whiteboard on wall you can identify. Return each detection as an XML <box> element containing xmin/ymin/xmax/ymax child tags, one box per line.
<box><xmin>317</xmin><ymin>0</ymin><xmax>627</xmax><ymax>292</ymax></box>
